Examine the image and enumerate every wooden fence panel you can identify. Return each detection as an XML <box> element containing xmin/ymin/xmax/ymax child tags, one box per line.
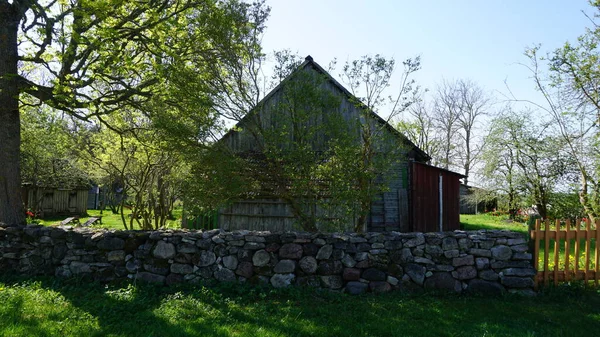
<box><xmin>531</xmin><ymin>218</ymin><xmax>599</xmax><ymax>288</ymax></box>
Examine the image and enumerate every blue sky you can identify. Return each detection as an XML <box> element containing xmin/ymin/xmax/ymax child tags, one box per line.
<box><xmin>261</xmin><ymin>0</ymin><xmax>594</xmax><ymax>116</ymax></box>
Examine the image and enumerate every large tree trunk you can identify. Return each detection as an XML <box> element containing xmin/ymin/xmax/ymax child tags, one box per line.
<box><xmin>0</xmin><ymin>4</ymin><xmax>24</xmax><ymax>225</ymax></box>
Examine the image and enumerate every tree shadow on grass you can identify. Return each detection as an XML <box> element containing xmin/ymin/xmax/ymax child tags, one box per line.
<box><xmin>3</xmin><ymin>276</ymin><xmax>600</xmax><ymax>337</ymax></box>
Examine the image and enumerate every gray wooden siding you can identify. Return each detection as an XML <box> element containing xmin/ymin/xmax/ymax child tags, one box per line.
<box><xmin>218</xmin><ymin>63</ymin><xmax>413</xmax><ymax>232</ymax></box>
<box><xmin>25</xmin><ymin>188</ymin><xmax>88</xmax><ymax>217</ymax></box>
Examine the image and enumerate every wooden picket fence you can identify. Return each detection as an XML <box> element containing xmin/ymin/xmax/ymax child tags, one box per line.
<box><xmin>530</xmin><ymin>218</ymin><xmax>600</xmax><ymax>288</ymax></box>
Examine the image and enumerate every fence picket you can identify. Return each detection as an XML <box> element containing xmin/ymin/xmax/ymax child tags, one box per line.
<box><xmin>565</xmin><ymin>219</ymin><xmax>571</xmax><ymax>282</ymax></box>
<box><xmin>554</xmin><ymin>219</ymin><xmax>559</xmax><ymax>286</ymax></box>
<box><xmin>596</xmin><ymin>219</ymin><xmax>600</xmax><ymax>286</ymax></box>
<box><xmin>585</xmin><ymin>219</ymin><xmax>591</xmax><ymax>284</ymax></box>
<box><xmin>532</xmin><ymin>217</ymin><xmax>600</xmax><ymax>288</ymax></box>
<box><xmin>544</xmin><ymin>219</ymin><xmax>550</xmax><ymax>286</ymax></box>
<box><xmin>533</xmin><ymin>219</ymin><xmax>541</xmax><ymax>289</ymax></box>
<box><xmin>575</xmin><ymin>218</ymin><xmax>580</xmax><ymax>279</ymax></box>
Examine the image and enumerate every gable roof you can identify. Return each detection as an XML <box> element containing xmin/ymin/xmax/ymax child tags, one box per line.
<box><xmin>221</xmin><ymin>55</ymin><xmax>431</xmax><ymax>162</ymax></box>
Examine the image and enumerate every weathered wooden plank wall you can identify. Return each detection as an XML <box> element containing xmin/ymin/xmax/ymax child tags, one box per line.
<box><xmin>218</xmin><ymin>62</ymin><xmax>417</xmax><ymax>233</ymax></box>
<box><xmin>25</xmin><ymin>188</ymin><xmax>88</xmax><ymax>217</ymax></box>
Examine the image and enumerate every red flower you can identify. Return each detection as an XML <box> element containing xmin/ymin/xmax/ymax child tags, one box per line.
<box><xmin>26</xmin><ymin>211</ymin><xmax>34</xmax><ymax>218</ymax></box>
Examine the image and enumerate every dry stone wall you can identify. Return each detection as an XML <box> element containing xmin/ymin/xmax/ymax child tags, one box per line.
<box><xmin>0</xmin><ymin>223</ymin><xmax>535</xmax><ymax>295</ymax></box>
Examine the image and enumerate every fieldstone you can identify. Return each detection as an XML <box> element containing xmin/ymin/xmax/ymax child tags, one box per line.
<box><xmin>244</xmin><ymin>242</ymin><xmax>265</xmax><ymax>250</ymax></box>
<box><xmin>502</xmin><ymin>268</ymin><xmax>536</xmax><ymax>277</ymax></box>
<box><xmin>270</xmin><ymin>273</ymin><xmax>295</xmax><ymax>288</ymax></box>
<box><xmin>296</xmin><ymin>276</ymin><xmax>321</xmax><ymax>288</ymax></box>
<box><xmin>511</xmin><ymin>244</ymin><xmax>529</xmax><ymax>253</ymax></box>
<box><xmin>452</xmin><ymin>255</ymin><xmax>474</xmax><ymax>267</ymax></box>
<box><xmin>413</xmin><ymin>246</ymin><xmax>424</xmax><ymax>257</ymax></box>
<box><xmin>479</xmin><ymin>240</ymin><xmax>495</xmax><ymax>249</ymax></box>
<box><xmin>475</xmin><ymin>257</ymin><xmax>490</xmax><ymax>270</ymax></box>
<box><xmin>491</xmin><ymin>245</ymin><xmax>512</xmax><ymax>260</ymax></box>
<box><xmin>455</xmin><ymin>266</ymin><xmax>477</xmax><ymax>280</ymax></box>
<box><xmin>197</xmin><ymin>251</ymin><xmax>217</xmax><ymax>267</ymax></box>
<box><xmin>126</xmin><ymin>259</ymin><xmax>141</xmax><ymax>273</ymax></box>
<box><xmin>431</xmin><ymin>265</ymin><xmax>454</xmax><ymax>272</ymax></box>
<box><xmin>391</xmin><ymin>248</ymin><xmax>414</xmax><ymax>264</ymax></box>
<box><xmin>70</xmin><ymin>261</ymin><xmax>91</xmax><ymax>274</ymax></box>
<box><xmin>346</xmin><ymin>281</ymin><xmax>368</xmax><ymax>295</ymax></box>
<box><xmin>55</xmin><ymin>266</ymin><xmax>72</xmax><ymax>278</ymax></box>
<box><xmin>235</xmin><ymin>261</ymin><xmax>254</xmax><ymax>279</ymax></box>
<box><xmin>171</xmin><ymin>263</ymin><xmax>193</xmax><ymax>274</ymax></box>
<box><xmin>490</xmin><ymin>260</ymin><xmax>532</xmax><ymax>269</ymax></box>
<box><xmin>245</xmin><ymin>235</ymin><xmax>266</xmax><ymax>243</ymax></box>
<box><xmin>513</xmin><ymin>252</ymin><xmax>532</xmax><ymax>260</ymax></box>
<box><xmin>166</xmin><ymin>273</ymin><xmax>183</xmax><ymax>286</ymax></box>
<box><xmin>341</xmin><ymin>254</ymin><xmax>356</xmax><ymax>268</ymax></box>
<box><xmin>414</xmin><ymin>257</ymin><xmax>434</xmax><ymax>265</ymax></box>
<box><xmin>137</xmin><ymin>272</ymin><xmax>165</xmax><ymax>284</ymax></box>
<box><xmin>196</xmin><ymin>239</ymin><xmax>212</xmax><ymax>250</ymax></box>
<box><xmin>357</xmin><ymin>243</ymin><xmax>371</xmax><ymax>252</ymax></box>
<box><xmin>178</xmin><ymin>243</ymin><xmax>197</xmax><ymax>254</ymax></box>
<box><xmin>425</xmin><ymin>245</ymin><xmax>443</xmax><ymax>257</ymax></box>
<box><xmin>384</xmin><ymin>240</ymin><xmax>403</xmax><ymax>250</ymax></box>
<box><xmin>320</xmin><ymin>275</ymin><xmax>343</xmax><ymax>289</ymax></box>
<box><xmin>508</xmin><ymin>238</ymin><xmax>527</xmax><ymax>246</ymax></box>
<box><xmin>98</xmin><ymin>237</ymin><xmax>125</xmax><ymax>251</ymax></box>
<box><xmin>300</xmin><ymin>243</ymin><xmax>317</xmax><ymax>256</ymax></box>
<box><xmin>369</xmin><ymin>281</ymin><xmax>392</xmax><ymax>293</ymax></box>
<box><xmin>274</xmin><ymin>260</ymin><xmax>296</xmax><ymax>273</ymax></box>
<box><xmin>404</xmin><ymin>234</ymin><xmax>425</xmax><ymax>247</ymax></box>
<box><xmin>265</xmin><ymin>243</ymin><xmax>281</xmax><ymax>253</ymax></box>
<box><xmin>405</xmin><ymin>263</ymin><xmax>426</xmax><ymax>285</ymax></box>
<box><xmin>316</xmin><ymin>245</ymin><xmax>333</xmax><ymax>260</ymax></box>
<box><xmin>317</xmin><ymin>260</ymin><xmax>343</xmax><ymax>275</ymax></box>
<box><xmin>343</xmin><ymin>268</ymin><xmax>361</xmax><ymax>281</ymax></box>
<box><xmin>252</xmin><ymin>250</ymin><xmax>271</xmax><ymax>267</ymax></box>
<box><xmin>153</xmin><ymin>241</ymin><xmax>176</xmax><ymax>260</ymax></box>
<box><xmin>458</xmin><ymin>238</ymin><xmax>473</xmax><ymax>250</ymax></box>
<box><xmin>279</xmin><ymin>243</ymin><xmax>303</xmax><ymax>259</ymax></box>
<box><xmin>362</xmin><ymin>268</ymin><xmax>386</xmax><ymax>281</ymax></box>
<box><xmin>387</xmin><ymin>275</ymin><xmax>399</xmax><ymax>286</ymax></box>
<box><xmin>196</xmin><ymin>266</ymin><xmax>215</xmax><ymax>279</ymax></box>
<box><xmin>469</xmin><ymin>249</ymin><xmax>492</xmax><ymax>257</ymax></box>
<box><xmin>444</xmin><ymin>250</ymin><xmax>459</xmax><ymax>258</ymax></box>
<box><xmin>313</xmin><ymin>238</ymin><xmax>326</xmax><ymax>246</ymax></box>
<box><xmin>479</xmin><ymin>269</ymin><xmax>499</xmax><ymax>281</ymax></box>
<box><xmin>144</xmin><ymin>260</ymin><xmax>170</xmax><ymax>275</ymax></box>
<box><xmin>299</xmin><ymin>256</ymin><xmax>318</xmax><ymax>274</ymax></box>
<box><xmin>39</xmin><ymin>236</ymin><xmax>53</xmax><ymax>245</ymax></box>
<box><xmin>107</xmin><ymin>250</ymin><xmax>125</xmax><ymax>262</ymax></box>
<box><xmin>424</xmin><ymin>272</ymin><xmax>461</xmax><ymax>292</ymax></box>
<box><xmin>223</xmin><ymin>255</ymin><xmax>238</xmax><ymax>270</ymax></box>
<box><xmin>355</xmin><ymin>259</ymin><xmax>371</xmax><ymax>269</ymax></box>
<box><xmin>442</xmin><ymin>237</ymin><xmax>459</xmax><ymax>251</ymax></box>
<box><xmin>212</xmin><ymin>236</ymin><xmax>225</xmax><ymax>244</ymax></box>
<box><xmin>467</xmin><ymin>279</ymin><xmax>506</xmax><ymax>296</ymax></box>
<box><xmin>355</xmin><ymin>252</ymin><xmax>369</xmax><ymax>261</ymax></box>
<box><xmin>214</xmin><ymin>268</ymin><xmax>236</xmax><ymax>282</ymax></box>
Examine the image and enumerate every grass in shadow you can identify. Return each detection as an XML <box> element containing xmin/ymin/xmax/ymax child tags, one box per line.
<box><xmin>1</xmin><ymin>275</ymin><xmax>600</xmax><ymax>336</ymax></box>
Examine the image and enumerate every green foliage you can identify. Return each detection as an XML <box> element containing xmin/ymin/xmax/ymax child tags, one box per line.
<box><xmin>20</xmin><ymin>105</ymin><xmax>88</xmax><ymax>189</ymax></box>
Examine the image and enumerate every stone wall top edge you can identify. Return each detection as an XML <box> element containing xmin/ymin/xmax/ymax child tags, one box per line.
<box><xmin>0</xmin><ymin>222</ymin><xmax>525</xmax><ymax>239</ymax></box>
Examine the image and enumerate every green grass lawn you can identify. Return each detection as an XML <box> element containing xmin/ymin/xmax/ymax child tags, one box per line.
<box><xmin>0</xmin><ymin>276</ymin><xmax>599</xmax><ymax>337</ymax></box>
<box><xmin>37</xmin><ymin>209</ymin><xmax>183</xmax><ymax>230</ymax></box>
<box><xmin>460</xmin><ymin>213</ymin><xmax>528</xmax><ymax>234</ymax></box>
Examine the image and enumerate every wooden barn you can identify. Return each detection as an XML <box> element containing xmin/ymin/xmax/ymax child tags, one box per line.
<box><xmin>204</xmin><ymin>56</ymin><xmax>464</xmax><ymax>233</ymax></box>
<box><xmin>22</xmin><ymin>184</ymin><xmax>89</xmax><ymax>218</ymax></box>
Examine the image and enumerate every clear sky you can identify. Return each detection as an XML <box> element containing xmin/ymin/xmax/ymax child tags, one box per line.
<box><xmin>261</xmin><ymin>0</ymin><xmax>594</xmax><ymax>116</ymax></box>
